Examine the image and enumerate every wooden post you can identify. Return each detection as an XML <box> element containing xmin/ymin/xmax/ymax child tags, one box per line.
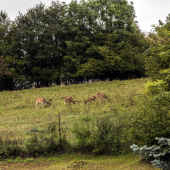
<box><xmin>58</xmin><ymin>114</ymin><xmax>61</xmax><ymax>145</ymax></box>
<box><xmin>58</xmin><ymin>114</ymin><xmax>63</xmax><ymax>153</ymax></box>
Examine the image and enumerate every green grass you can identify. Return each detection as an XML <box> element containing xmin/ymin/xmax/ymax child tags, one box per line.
<box><xmin>0</xmin><ymin>78</ymin><xmax>157</xmax><ymax>169</ymax></box>
<box><xmin>0</xmin><ymin>78</ymin><xmax>147</xmax><ymax>135</ymax></box>
<box><xmin>0</xmin><ymin>153</ymin><xmax>157</xmax><ymax>170</ymax></box>
<box><xmin>0</xmin><ymin>78</ymin><xmax>147</xmax><ymax>142</ymax></box>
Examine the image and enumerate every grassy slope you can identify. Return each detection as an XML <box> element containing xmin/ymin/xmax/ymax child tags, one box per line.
<box><xmin>0</xmin><ymin>78</ymin><xmax>157</xmax><ymax>169</ymax></box>
<box><xmin>0</xmin><ymin>78</ymin><xmax>147</xmax><ymax>136</ymax></box>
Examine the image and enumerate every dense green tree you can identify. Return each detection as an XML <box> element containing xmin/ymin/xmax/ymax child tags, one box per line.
<box><xmin>61</xmin><ymin>0</ymin><xmax>96</xmax><ymax>82</ymax></box>
<box><xmin>130</xmin><ymin>14</ymin><xmax>170</xmax><ymax>148</ymax></box>
<box><xmin>63</xmin><ymin>0</ymin><xmax>148</xmax><ymax>81</ymax></box>
<box><xmin>0</xmin><ymin>11</ymin><xmax>17</xmax><ymax>90</ymax></box>
<box><xmin>13</xmin><ymin>2</ymin><xmax>66</xmax><ymax>87</ymax></box>
<box><xmin>0</xmin><ymin>11</ymin><xmax>11</xmax><ymax>56</ymax></box>
<box><xmin>145</xmin><ymin>13</ymin><xmax>170</xmax><ymax>89</ymax></box>
<box><xmin>0</xmin><ymin>55</ymin><xmax>11</xmax><ymax>77</ymax></box>
<box><xmin>0</xmin><ymin>0</ymin><xmax>150</xmax><ymax>89</ymax></box>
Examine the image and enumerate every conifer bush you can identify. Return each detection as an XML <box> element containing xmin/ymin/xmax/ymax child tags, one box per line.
<box><xmin>130</xmin><ymin>137</ymin><xmax>170</xmax><ymax>170</ymax></box>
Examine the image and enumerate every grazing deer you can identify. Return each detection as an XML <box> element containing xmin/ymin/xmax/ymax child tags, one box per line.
<box><xmin>35</xmin><ymin>98</ymin><xmax>52</xmax><ymax>109</ymax></box>
<box><xmin>64</xmin><ymin>97</ymin><xmax>76</xmax><ymax>105</ymax></box>
<box><xmin>84</xmin><ymin>96</ymin><xmax>96</xmax><ymax>105</ymax></box>
<box><xmin>97</xmin><ymin>93</ymin><xmax>108</xmax><ymax>101</ymax></box>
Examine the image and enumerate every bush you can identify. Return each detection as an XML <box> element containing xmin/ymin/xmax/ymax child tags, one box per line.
<box><xmin>130</xmin><ymin>91</ymin><xmax>170</xmax><ymax>146</ymax></box>
<box><xmin>26</xmin><ymin>123</ymin><xmax>70</xmax><ymax>156</ymax></box>
<box><xmin>144</xmin><ymin>79</ymin><xmax>168</xmax><ymax>96</ymax></box>
<box><xmin>72</xmin><ymin>115</ymin><xmax>125</xmax><ymax>154</ymax></box>
<box><xmin>0</xmin><ymin>122</ymin><xmax>70</xmax><ymax>159</ymax></box>
<box><xmin>130</xmin><ymin>137</ymin><xmax>170</xmax><ymax>170</ymax></box>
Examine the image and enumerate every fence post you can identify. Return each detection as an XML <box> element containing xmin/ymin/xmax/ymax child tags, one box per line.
<box><xmin>58</xmin><ymin>114</ymin><xmax>61</xmax><ymax>146</ymax></box>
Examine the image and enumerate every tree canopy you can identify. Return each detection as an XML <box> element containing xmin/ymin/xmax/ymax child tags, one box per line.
<box><xmin>0</xmin><ymin>0</ymin><xmax>149</xmax><ymax>90</ymax></box>
<box><xmin>145</xmin><ymin>13</ymin><xmax>170</xmax><ymax>90</ymax></box>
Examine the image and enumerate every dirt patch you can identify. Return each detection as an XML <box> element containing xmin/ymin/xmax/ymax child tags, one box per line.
<box><xmin>67</xmin><ymin>160</ymin><xmax>88</xmax><ymax>169</ymax></box>
<box><xmin>0</xmin><ymin>161</ymin><xmax>53</xmax><ymax>170</ymax></box>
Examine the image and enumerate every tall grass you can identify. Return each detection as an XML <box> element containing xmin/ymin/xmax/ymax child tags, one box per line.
<box><xmin>0</xmin><ymin>78</ymin><xmax>147</xmax><ymax>157</ymax></box>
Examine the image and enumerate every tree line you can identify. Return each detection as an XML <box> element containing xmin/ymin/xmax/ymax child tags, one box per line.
<box><xmin>0</xmin><ymin>0</ymin><xmax>150</xmax><ymax>90</ymax></box>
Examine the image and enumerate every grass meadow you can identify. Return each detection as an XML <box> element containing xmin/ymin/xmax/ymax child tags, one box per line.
<box><xmin>0</xmin><ymin>78</ymin><xmax>158</xmax><ymax>169</ymax></box>
<box><xmin>0</xmin><ymin>78</ymin><xmax>146</xmax><ymax>141</ymax></box>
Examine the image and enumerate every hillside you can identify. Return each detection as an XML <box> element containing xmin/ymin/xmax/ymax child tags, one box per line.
<box><xmin>0</xmin><ymin>78</ymin><xmax>156</xmax><ymax>170</ymax></box>
<box><xmin>0</xmin><ymin>78</ymin><xmax>147</xmax><ymax>140</ymax></box>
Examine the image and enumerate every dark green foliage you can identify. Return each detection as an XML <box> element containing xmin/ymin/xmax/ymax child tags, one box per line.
<box><xmin>93</xmin><ymin>117</ymin><xmax>121</xmax><ymax>154</ymax></box>
<box><xmin>0</xmin><ymin>55</ymin><xmax>11</xmax><ymax>78</ymax></box>
<box><xmin>12</xmin><ymin>2</ymin><xmax>65</xmax><ymax>87</ymax></box>
<box><xmin>130</xmin><ymin>137</ymin><xmax>170</xmax><ymax>170</ymax></box>
<box><xmin>0</xmin><ymin>11</ymin><xmax>12</xmax><ymax>56</ymax></box>
<box><xmin>130</xmin><ymin>91</ymin><xmax>170</xmax><ymax>146</ymax></box>
<box><xmin>0</xmin><ymin>123</ymin><xmax>70</xmax><ymax>158</ymax></box>
<box><xmin>145</xmin><ymin>13</ymin><xmax>170</xmax><ymax>90</ymax></box>
<box><xmin>133</xmin><ymin>14</ymin><xmax>170</xmax><ymax>164</ymax></box>
<box><xmin>0</xmin><ymin>0</ymin><xmax>149</xmax><ymax>89</ymax></box>
<box><xmin>72</xmin><ymin>116</ymin><xmax>124</xmax><ymax>154</ymax></box>
<box><xmin>26</xmin><ymin>123</ymin><xmax>69</xmax><ymax>155</ymax></box>
<box><xmin>65</xmin><ymin>0</ymin><xmax>149</xmax><ymax>81</ymax></box>
<box><xmin>0</xmin><ymin>11</ymin><xmax>15</xmax><ymax>90</ymax></box>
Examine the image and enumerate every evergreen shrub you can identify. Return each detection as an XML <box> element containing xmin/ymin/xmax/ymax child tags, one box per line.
<box><xmin>130</xmin><ymin>137</ymin><xmax>170</xmax><ymax>170</ymax></box>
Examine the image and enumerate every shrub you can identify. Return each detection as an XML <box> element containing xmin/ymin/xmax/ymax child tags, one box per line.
<box><xmin>0</xmin><ymin>123</ymin><xmax>70</xmax><ymax>159</ymax></box>
<box><xmin>130</xmin><ymin>91</ymin><xmax>170</xmax><ymax>146</ymax></box>
<box><xmin>144</xmin><ymin>79</ymin><xmax>168</xmax><ymax>96</ymax></box>
<box><xmin>93</xmin><ymin>117</ymin><xmax>122</xmax><ymax>154</ymax></box>
<box><xmin>26</xmin><ymin>123</ymin><xmax>70</xmax><ymax>156</ymax></box>
<box><xmin>72</xmin><ymin>116</ymin><xmax>93</xmax><ymax>152</ymax></box>
<box><xmin>130</xmin><ymin>137</ymin><xmax>170</xmax><ymax>170</ymax></box>
<box><xmin>72</xmin><ymin>115</ymin><xmax>125</xmax><ymax>154</ymax></box>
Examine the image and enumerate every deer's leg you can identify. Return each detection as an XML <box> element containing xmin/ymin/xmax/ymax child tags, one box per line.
<box><xmin>98</xmin><ymin>97</ymin><xmax>100</xmax><ymax>102</ymax></box>
<box><xmin>36</xmin><ymin>103</ymin><xmax>38</xmax><ymax>109</ymax></box>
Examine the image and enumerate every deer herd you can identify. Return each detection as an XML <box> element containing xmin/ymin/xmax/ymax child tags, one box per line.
<box><xmin>35</xmin><ymin>93</ymin><xmax>108</xmax><ymax>109</ymax></box>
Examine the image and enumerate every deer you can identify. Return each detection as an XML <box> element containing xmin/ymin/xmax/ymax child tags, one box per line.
<box><xmin>64</xmin><ymin>97</ymin><xmax>76</xmax><ymax>105</ymax></box>
<box><xmin>97</xmin><ymin>93</ymin><xmax>108</xmax><ymax>102</ymax></box>
<box><xmin>35</xmin><ymin>98</ymin><xmax>52</xmax><ymax>109</ymax></box>
<box><xmin>84</xmin><ymin>96</ymin><xmax>97</xmax><ymax>105</ymax></box>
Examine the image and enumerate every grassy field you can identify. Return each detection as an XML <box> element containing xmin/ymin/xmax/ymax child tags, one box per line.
<box><xmin>0</xmin><ymin>78</ymin><xmax>147</xmax><ymax>135</ymax></box>
<box><xmin>0</xmin><ymin>153</ymin><xmax>155</xmax><ymax>170</ymax></box>
<box><xmin>0</xmin><ymin>78</ymin><xmax>157</xmax><ymax>169</ymax></box>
